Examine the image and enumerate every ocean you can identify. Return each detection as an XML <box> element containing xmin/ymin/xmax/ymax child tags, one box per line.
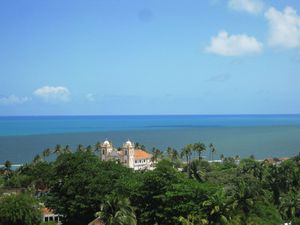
<box><xmin>0</xmin><ymin>115</ymin><xmax>300</xmax><ymax>163</ymax></box>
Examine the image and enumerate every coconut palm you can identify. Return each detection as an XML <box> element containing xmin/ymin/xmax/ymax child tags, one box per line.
<box><xmin>202</xmin><ymin>190</ymin><xmax>232</xmax><ymax>225</ymax></box>
<box><xmin>180</xmin><ymin>144</ymin><xmax>193</xmax><ymax>165</ymax></box>
<box><xmin>42</xmin><ymin>148</ymin><xmax>51</xmax><ymax>159</ymax></box>
<box><xmin>151</xmin><ymin>148</ymin><xmax>162</xmax><ymax>163</ymax></box>
<box><xmin>4</xmin><ymin>160</ymin><xmax>12</xmax><ymax>171</ymax></box>
<box><xmin>193</xmin><ymin>142</ymin><xmax>206</xmax><ymax>160</ymax></box>
<box><xmin>77</xmin><ymin>144</ymin><xmax>85</xmax><ymax>152</ymax></box>
<box><xmin>96</xmin><ymin>194</ymin><xmax>137</xmax><ymax>225</ymax></box>
<box><xmin>53</xmin><ymin>144</ymin><xmax>63</xmax><ymax>156</ymax></box>
<box><xmin>95</xmin><ymin>141</ymin><xmax>102</xmax><ymax>154</ymax></box>
<box><xmin>32</xmin><ymin>154</ymin><xmax>42</xmax><ymax>164</ymax></box>
<box><xmin>86</xmin><ymin>145</ymin><xmax>93</xmax><ymax>153</ymax></box>
<box><xmin>208</xmin><ymin>143</ymin><xmax>216</xmax><ymax>161</ymax></box>
<box><xmin>64</xmin><ymin>144</ymin><xmax>72</xmax><ymax>153</ymax></box>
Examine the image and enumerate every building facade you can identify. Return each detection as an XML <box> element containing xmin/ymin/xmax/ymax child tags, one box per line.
<box><xmin>100</xmin><ymin>140</ymin><xmax>152</xmax><ymax>170</ymax></box>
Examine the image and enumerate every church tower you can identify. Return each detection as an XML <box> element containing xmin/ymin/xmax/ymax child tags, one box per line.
<box><xmin>122</xmin><ymin>140</ymin><xmax>135</xmax><ymax>168</ymax></box>
<box><xmin>101</xmin><ymin>139</ymin><xmax>113</xmax><ymax>161</ymax></box>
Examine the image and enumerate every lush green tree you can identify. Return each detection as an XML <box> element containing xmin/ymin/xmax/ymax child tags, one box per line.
<box><xmin>193</xmin><ymin>142</ymin><xmax>206</xmax><ymax>160</ymax></box>
<box><xmin>45</xmin><ymin>151</ymin><xmax>133</xmax><ymax>225</ymax></box>
<box><xmin>96</xmin><ymin>194</ymin><xmax>136</xmax><ymax>225</ymax></box>
<box><xmin>201</xmin><ymin>189</ymin><xmax>232</xmax><ymax>225</ymax></box>
<box><xmin>0</xmin><ymin>193</ymin><xmax>42</xmax><ymax>225</ymax></box>
<box><xmin>280</xmin><ymin>190</ymin><xmax>300</xmax><ymax>222</ymax></box>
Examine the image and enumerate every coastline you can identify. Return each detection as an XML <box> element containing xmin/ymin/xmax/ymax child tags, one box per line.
<box><xmin>1</xmin><ymin>125</ymin><xmax>300</xmax><ymax>164</ymax></box>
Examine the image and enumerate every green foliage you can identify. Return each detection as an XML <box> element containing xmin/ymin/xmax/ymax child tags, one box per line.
<box><xmin>45</xmin><ymin>151</ymin><xmax>133</xmax><ymax>225</ymax></box>
<box><xmin>39</xmin><ymin>222</ymin><xmax>57</xmax><ymax>225</ymax></box>
<box><xmin>0</xmin><ymin>193</ymin><xmax>42</xmax><ymax>225</ymax></box>
<box><xmin>96</xmin><ymin>194</ymin><xmax>137</xmax><ymax>225</ymax></box>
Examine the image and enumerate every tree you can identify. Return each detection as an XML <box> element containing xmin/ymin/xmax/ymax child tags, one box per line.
<box><xmin>46</xmin><ymin>151</ymin><xmax>133</xmax><ymax>225</ymax></box>
<box><xmin>96</xmin><ymin>194</ymin><xmax>136</xmax><ymax>225</ymax></box>
<box><xmin>4</xmin><ymin>160</ymin><xmax>12</xmax><ymax>171</ymax></box>
<box><xmin>208</xmin><ymin>144</ymin><xmax>216</xmax><ymax>161</ymax></box>
<box><xmin>53</xmin><ymin>144</ymin><xmax>63</xmax><ymax>156</ymax></box>
<box><xmin>42</xmin><ymin>148</ymin><xmax>51</xmax><ymax>159</ymax></box>
<box><xmin>0</xmin><ymin>193</ymin><xmax>42</xmax><ymax>225</ymax></box>
<box><xmin>193</xmin><ymin>142</ymin><xmax>206</xmax><ymax>160</ymax></box>
<box><xmin>201</xmin><ymin>190</ymin><xmax>232</xmax><ymax>225</ymax></box>
<box><xmin>280</xmin><ymin>190</ymin><xmax>300</xmax><ymax>221</ymax></box>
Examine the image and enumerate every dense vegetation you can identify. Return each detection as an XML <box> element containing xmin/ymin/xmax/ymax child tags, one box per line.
<box><xmin>0</xmin><ymin>143</ymin><xmax>300</xmax><ymax>225</ymax></box>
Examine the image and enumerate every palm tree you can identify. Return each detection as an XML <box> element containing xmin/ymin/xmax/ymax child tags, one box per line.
<box><xmin>4</xmin><ymin>160</ymin><xmax>12</xmax><ymax>171</ymax></box>
<box><xmin>181</xmin><ymin>144</ymin><xmax>193</xmax><ymax>165</ymax></box>
<box><xmin>64</xmin><ymin>144</ymin><xmax>72</xmax><ymax>153</ymax></box>
<box><xmin>151</xmin><ymin>148</ymin><xmax>162</xmax><ymax>163</ymax></box>
<box><xmin>202</xmin><ymin>190</ymin><xmax>232</xmax><ymax>224</ymax></box>
<box><xmin>193</xmin><ymin>142</ymin><xmax>206</xmax><ymax>160</ymax></box>
<box><xmin>53</xmin><ymin>144</ymin><xmax>63</xmax><ymax>156</ymax></box>
<box><xmin>77</xmin><ymin>144</ymin><xmax>85</xmax><ymax>152</ymax></box>
<box><xmin>220</xmin><ymin>154</ymin><xmax>225</xmax><ymax>162</ymax></box>
<box><xmin>280</xmin><ymin>190</ymin><xmax>300</xmax><ymax>221</ymax></box>
<box><xmin>33</xmin><ymin>154</ymin><xmax>42</xmax><ymax>164</ymax></box>
<box><xmin>95</xmin><ymin>141</ymin><xmax>102</xmax><ymax>154</ymax></box>
<box><xmin>42</xmin><ymin>148</ymin><xmax>51</xmax><ymax>159</ymax></box>
<box><xmin>96</xmin><ymin>194</ymin><xmax>137</xmax><ymax>225</ymax></box>
<box><xmin>208</xmin><ymin>143</ymin><xmax>216</xmax><ymax>161</ymax></box>
<box><xmin>86</xmin><ymin>145</ymin><xmax>93</xmax><ymax>153</ymax></box>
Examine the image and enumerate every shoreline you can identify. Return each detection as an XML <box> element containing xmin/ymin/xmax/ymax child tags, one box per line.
<box><xmin>1</xmin><ymin>126</ymin><xmax>300</xmax><ymax>164</ymax></box>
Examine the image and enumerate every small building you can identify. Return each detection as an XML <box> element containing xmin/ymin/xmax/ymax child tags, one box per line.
<box><xmin>88</xmin><ymin>217</ymin><xmax>105</xmax><ymax>225</ymax></box>
<box><xmin>264</xmin><ymin>157</ymin><xmax>289</xmax><ymax>165</ymax></box>
<box><xmin>42</xmin><ymin>208</ymin><xmax>63</xmax><ymax>225</ymax></box>
<box><xmin>100</xmin><ymin>139</ymin><xmax>153</xmax><ymax>170</ymax></box>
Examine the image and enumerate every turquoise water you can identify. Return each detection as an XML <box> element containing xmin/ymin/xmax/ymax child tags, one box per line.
<box><xmin>1</xmin><ymin>115</ymin><xmax>300</xmax><ymax>136</ymax></box>
<box><xmin>0</xmin><ymin>115</ymin><xmax>300</xmax><ymax>163</ymax></box>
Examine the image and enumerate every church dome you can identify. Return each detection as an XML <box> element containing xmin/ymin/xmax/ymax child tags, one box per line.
<box><xmin>126</xmin><ymin>140</ymin><xmax>133</xmax><ymax>146</ymax></box>
<box><xmin>103</xmin><ymin>140</ymin><xmax>110</xmax><ymax>146</ymax></box>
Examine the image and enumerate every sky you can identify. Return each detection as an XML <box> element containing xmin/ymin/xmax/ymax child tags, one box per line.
<box><xmin>0</xmin><ymin>0</ymin><xmax>300</xmax><ymax>115</ymax></box>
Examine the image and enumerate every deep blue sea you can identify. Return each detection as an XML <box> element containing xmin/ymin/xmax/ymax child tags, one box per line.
<box><xmin>0</xmin><ymin>115</ymin><xmax>300</xmax><ymax>163</ymax></box>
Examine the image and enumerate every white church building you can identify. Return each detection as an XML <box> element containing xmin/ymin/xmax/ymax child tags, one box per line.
<box><xmin>100</xmin><ymin>140</ymin><xmax>153</xmax><ymax>170</ymax></box>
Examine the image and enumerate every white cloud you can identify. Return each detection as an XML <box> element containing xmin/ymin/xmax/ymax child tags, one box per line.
<box><xmin>0</xmin><ymin>95</ymin><xmax>30</xmax><ymax>105</ymax></box>
<box><xmin>228</xmin><ymin>0</ymin><xmax>264</xmax><ymax>14</ymax></box>
<box><xmin>34</xmin><ymin>86</ymin><xmax>70</xmax><ymax>102</ymax></box>
<box><xmin>206</xmin><ymin>31</ymin><xmax>263</xmax><ymax>56</ymax></box>
<box><xmin>265</xmin><ymin>6</ymin><xmax>300</xmax><ymax>49</ymax></box>
<box><xmin>86</xmin><ymin>93</ymin><xmax>95</xmax><ymax>102</ymax></box>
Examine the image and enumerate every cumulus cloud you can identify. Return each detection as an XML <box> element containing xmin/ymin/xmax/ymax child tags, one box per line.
<box><xmin>206</xmin><ymin>31</ymin><xmax>263</xmax><ymax>56</ymax></box>
<box><xmin>0</xmin><ymin>95</ymin><xmax>30</xmax><ymax>105</ymax></box>
<box><xmin>265</xmin><ymin>6</ymin><xmax>300</xmax><ymax>49</ymax></box>
<box><xmin>86</xmin><ymin>93</ymin><xmax>95</xmax><ymax>102</ymax></box>
<box><xmin>228</xmin><ymin>0</ymin><xmax>264</xmax><ymax>14</ymax></box>
<box><xmin>34</xmin><ymin>86</ymin><xmax>70</xmax><ymax>102</ymax></box>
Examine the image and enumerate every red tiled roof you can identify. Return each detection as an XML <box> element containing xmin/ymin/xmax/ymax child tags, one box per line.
<box><xmin>134</xmin><ymin>149</ymin><xmax>152</xmax><ymax>160</ymax></box>
<box><xmin>42</xmin><ymin>208</ymin><xmax>53</xmax><ymax>215</ymax></box>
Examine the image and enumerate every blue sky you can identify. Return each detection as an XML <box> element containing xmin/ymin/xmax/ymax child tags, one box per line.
<box><xmin>0</xmin><ymin>0</ymin><xmax>300</xmax><ymax>115</ymax></box>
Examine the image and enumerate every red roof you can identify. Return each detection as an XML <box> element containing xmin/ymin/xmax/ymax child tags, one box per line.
<box><xmin>134</xmin><ymin>149</ymin><xmax>152</xmax><ymax>160</ymax></box>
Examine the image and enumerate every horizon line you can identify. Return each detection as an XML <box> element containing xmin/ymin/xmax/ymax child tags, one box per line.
<box><xmin>1</xmin><ymin>113</ymin><xmax>300</xmax><ymax>117</ymax></box>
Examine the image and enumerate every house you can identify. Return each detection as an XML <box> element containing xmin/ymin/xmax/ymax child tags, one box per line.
<box><xmin>42</xmin><ymin>208</ymin><xmax>63</xmax><ymax>225</ymax></box>
<box><xmin>100</xmin><ymin>140</ymin><xmax>153</xmax><ymax>170</ymax></box>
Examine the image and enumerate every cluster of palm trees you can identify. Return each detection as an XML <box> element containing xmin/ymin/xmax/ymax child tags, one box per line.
<box><xmin>180</xmin><ymin>142</ymin><xmax>216</xmax><ymax>164</ymax></box>
<box><xmin>32</xmin><ymin>142</ymin><xmax>103</xmax><ymax>163</ymax></box>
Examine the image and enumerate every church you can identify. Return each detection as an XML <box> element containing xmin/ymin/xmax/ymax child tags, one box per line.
<box><xmin>100</xmin><ymin>139</ymin><xmax>153</xmax><ymax>170</ymax></box>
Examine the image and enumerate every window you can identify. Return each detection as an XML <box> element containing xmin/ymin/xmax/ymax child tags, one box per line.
<box><xmin>103</xmin><ymin>149</ymin><xmax>105</xmax><ymax>155</ymax></box>
<box><xmin>125</xmin><ymin>150</ymin><xmax>127</xmax><ymax>155</ymax></box>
